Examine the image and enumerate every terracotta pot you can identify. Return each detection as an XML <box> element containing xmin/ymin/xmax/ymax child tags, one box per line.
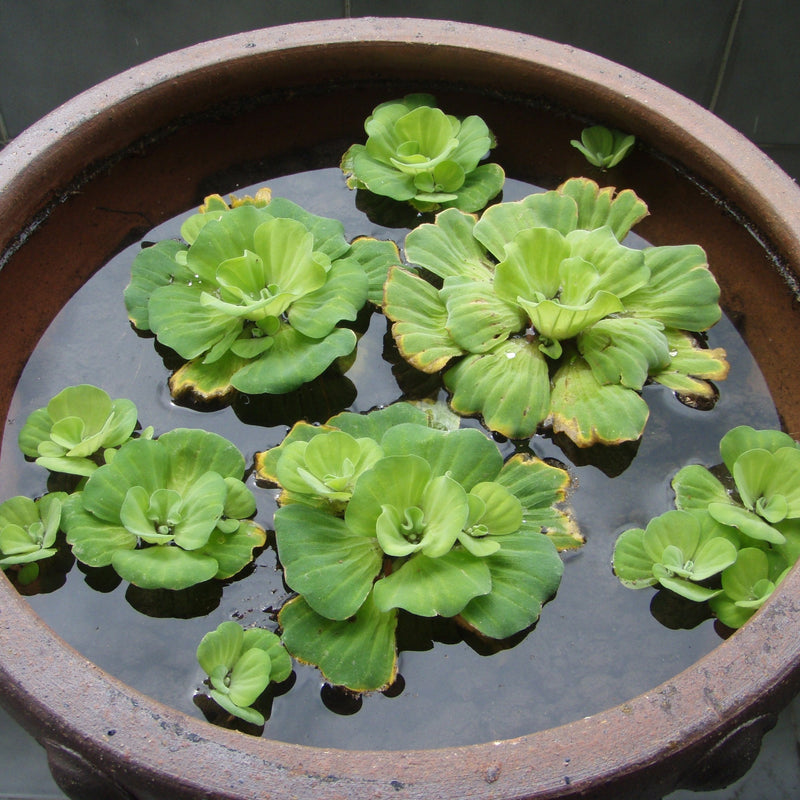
<box><xmin>1</xmin><ymin>17</ymin><xmax>800</xmax><ymax>800</ymax></box>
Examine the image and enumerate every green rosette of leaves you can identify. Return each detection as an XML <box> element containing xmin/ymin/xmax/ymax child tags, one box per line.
<box><xmin>614</xmin><ymin>426</ymin><xmax>800</xmax><ymax>629</ymax></box>
<box><xmin>197</xmin><ymin>621</ymin><xmax>292</xmax><ymax>726</ymax></box>
<box><xmin>570</xmin><ymin>125</ymin><xmax>636</xmax><ymax>169</ymax></box>
<box><xmin>18</xmin><ymin>384</ymin><xmax>146</xmax><ymax>477</ymax></box>
<box><xmin>384</xmin><ymin>177</ymin><xmax>728</xmax><ymax>446</ymax></box>
<box><xmin>340</xmin><ymin>94</ymin><xmax>505</xmax><ymax>213</ymax></box>
<box><xmin>674</xmin><ymin>426</ymin><xmax>800</xmax><ymax>547</ymax></box>
<box><xmin>0</xmin><ymin>493</ymin><xmax>67</xmax><ymax>584</ymax></box>
<box><xmin>61</xmin><ymin>428</ymin><xmax>266</xmax><ymax>590</ymax></box>
<box><xmin>124</xmin><ymin>191</ymin><xmax>399</xmax><ymax>401</ymax></box>
<box><xmin>257</xmin><ymin>402</ymin><xmax>581</xmax><ymax>692</ymax></box>
<box><xmin>613</xmin><ymin>509</ymin><xmax>739</xmax><ymax>602</ymax></box>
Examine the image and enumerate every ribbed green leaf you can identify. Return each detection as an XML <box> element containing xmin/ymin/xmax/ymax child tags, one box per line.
<box><xmin>650</xmin><ymin>329</ymin><xmax>730</xmax><ymax>396</ymax></box>
<box><xmin>494</xmin><ymin>226</ymin><xmax>570</xmax><ymax>303</ymax></box>
<box><xmin>449</xmin><ymin>163</ymin><xmax>505</xmax><ymax>212</ymax></box>
<box><xmin>474</xmin><ymin>191</ymin><xmax>578</xmax><ymax>259</ymax></box>
<box><xmin>111</xmin><ymin>546</ymin><xmax>218</xmax><ymax>590</ymax></box>
<box><xmin>227</xmin><ymin>647</ymin><xmax>272</xmax><ymax>708</ymax></box>
<box><xmin>208</xmin><ymin>691</ymin><xmax>265</xmax><ymax>726</ymax></box>
<box><xmin>149</xmin><ymin>283</ymin><xmax>243</xmax><ymax>360</ymax></box>
<box><xmin>449</xmin><ymin>114</ymin><xmax>495</xmax><ymax>172</ymax></box>
<box><xmin>441</xmin><ymin>276</ymin><xmax>526</xmax><ymax>354</ymax></box>
<box><xmin>157</xmin><ymin>428</ymin><xmax>245</xmax><ymax>486</ymax></box>
<box><xmin>379</xmin><ymin>424</ymin><xmax>503</xmax><ymax>489</ymax></box>
<box><xmin>288</xmin><ymin>256</ymin><xmax>368</xmax><ymax>339</ymax></box>
<box><xmin>624</xmin><ymin>245</ymin><xmax>721</xmax><ymax>330</ymax></box>
<box><xmin>279</xmin><ymin>594</ymin><xmax>398</xmax><ymax>692</ymax></box>
<box><xmin>520</xmin><ymin>290</ymin><xmax>624</xmax><ymax>344</ymax></box>
<box><xmin>579</xmin><ymin>316</ymin><xmax>670</xmax><ymax>389</ymax></box>
<box><xmin>275</xmin><ymin>504</ymin><xmax>383</xmax><ymax>620</ymax></box>
<box><xmin>708</xmin><ymin>502</ymin><xmax>785</xmax><ymax>544</ymax></box>
<box><xmin>201</xmin><ymin>520</ymin><xmax>267</xmax><ymax>580</ymax></box>
<box><xmin>672</xmin><ymin>464</ymin><xmax>731</xmax><ymax>512</ymax></box>
<box><xmin>557</xmin><ymin>178</ymin><xmax>648</xmax><ymax>240</ymax></box>
<box><xmin>124</xmin><ymin>239</ymin><xmax>189</xmax><ymax>329</ymax></box>
<box><xmin>613</xmin><ymin>528</ymin><xmax>657</xmax><ymax>588</ymax></box>
<box><xmin>383</xmin><ymin>266</ymin><xmax>463</xmax><ymax>372</ymax></box>
<box><xmin>347</xmin><ymin>236</ymin><xmax>401</xmax><ymax>305</ymax></box>
<box><xmin>549</xmin><ymin>358</ymin><xmax>649</xmax><ymax>446</ymax></box>
<box><xmin>230</xmin><ymin>325</ymin><xmax>357</xmax><ymax>395</ymax></box>
<box><xmin>458</xmin><ymin>531</ymin><xmax>563</xmax><ymax>639</ymax></box>
<box><xmin>404</xmin><ymin>208</ymin><xmax>494</xmax><ymax>281</ymax></box>
<box><xmin>329</xmin><ymin>402</ymin><xmax>429</xmax><ymax>440</ymax></box>
<box><xmin>372</xmin><ymin>549</ymin><xmax>492</xmax><ymax>617</ymax></box>
<box><xmin>262</xmin><ymin>197</ymin><xmax>350</xmax><ymax>261</ymax></box>
<box><xmin>201</xmin><ymin>519</ymin><xmax>267</xmax><ymax>580</ymax></box>
<box><xmin>733</xmin><ymin>447</ymin><xmax>800</xmax><ymax>519</ymax></box>
<box><xmin>275</xmin><ymin>430</ymin><xmax>384</xmax><ymax>502</ymax></box>
<box><xmin>445</xmin><ymin>338</ymin><xmax>551</xmax><ymax>439</ymax></box>
<box><xmin>350</xmin><ymin>148</ymin><xmax>416</xmax><ymax>199</ymax></box>
<box><xmin>168</xmin><ymin>349</ymin><xmax>249</xmax><ymax>403</ymax></box>
<box><xmin>719</xmin><ymin>425</ymin><xmax>799</xmax><ymax>474</ymax></box>
<box><xmin>565</xmin><ymin>227</ymin><xmax>649</xmax><ymax>299</ymax></box>
<box><xmin>197</xmin><ymin>621</ymin><xmax>243</xmax><ymax>678</ymax></box>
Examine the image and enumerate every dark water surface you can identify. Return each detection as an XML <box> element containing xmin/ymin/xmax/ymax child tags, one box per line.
<box><xmin>0</xmin><ymin>168</ymin><xmax>780</xmax><ymax>750</ymax></box>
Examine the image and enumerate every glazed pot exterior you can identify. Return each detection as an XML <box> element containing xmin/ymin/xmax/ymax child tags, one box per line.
<box><xmin>1</xmin><ymin>18</ymin><xmax>800</xmax><ymax>800</ymax></box>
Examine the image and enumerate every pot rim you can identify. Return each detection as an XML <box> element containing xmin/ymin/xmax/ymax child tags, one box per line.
<box><xmin>1</xmin><ymin>17</ymin><xmax>800</xmax><ymax>800</ymax></box>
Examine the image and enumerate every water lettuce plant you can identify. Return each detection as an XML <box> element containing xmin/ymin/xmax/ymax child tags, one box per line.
<box><xmin>61</xmin><ymin>428</ymin><xmax>265</xmax><ymax>590</ymax></box>
<box><xmin>0</xmin><ymin>493</ymin><xmax>67</xmax><ymax>585</ymax></box>
<box><xmin>256</xmin><ymin>402</ymin><xmax>581</xmax><ymax>692</ymax></box>
<box><xmin>612</xmin><ymin>509</ymin><xmax>738</xmax><ymax>602</ymax></box>
<box><xmin>18</xmin><ymin>384</ymin><xmax>147</xmax><ymax>477</ymax></box>
<box><xmin>197</xmin><ymin>621</ymin><xmax>292</xmax><ymax>726</ymax></box>
<box><xmin>384</xmin><ymin>177</ymin><xmax>728</xmax><ymax>446</ymax></box>
<box><xmin>125</xmin><ymin>190</ymin><xmax>399</xmax><ymax>401</ymax></box>
<box><xmin>613</xmin><ymin>426</ymin><xmax>800</xmax><ymax>628</ymax></box>
<box><xmin>571</xmin><ymin>125</ymin><xmax>636</xmax><ymax>169</ymax></box>
<box><xmin>674</xmin><ymin>426</ymin><xmax>800</xmax><ymax>546</ymax></box>
<box><xmin>340</xmin><ymin>94</ymin><xmax>505</xmax><ymax>213</ymax></box>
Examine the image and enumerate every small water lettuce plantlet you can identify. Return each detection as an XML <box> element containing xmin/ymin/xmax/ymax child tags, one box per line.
<box><xmin>613</xmin><ymin>426</ymin><xmax>800</xmax><ymax>629</ymax></box>
<box><xmin>674</xmin><ymin>426</ymin><xmax>800</xmax><ymax>546</ymax></box>
<box><xmin>18</xmin><ymin>384</ymin><xmax>148</xmax><ymax>477</ymax></box>
<box><xmin>613</xmin><ymin>509</ymin><xmax>738</xmax><ymax>602</ymax></box>
<box><xmin>0</xmin><ymin>493</ymin><xmax>67</xmax><ymax>585</ymax></box>
<box><xmin>383</xmin><ymin>177</ymin><xmax>728</xmax><ymax>447</ymax></box>
<box><xmin>340</xmin><ymin>94</ymin><xmax>505</xmax><ymax>213</ymax></box>
<box><xmin>571</xmin><ymin>125</ymin><xmax>636</xmax><ymax>169</ymax></box>
<box><xmin>196</xmin><ymin>621</ymin><xmax>292</xmax><ymax>726</ymax></box>
<box><xmin>125</xmin><ymin>190</ymin><xmax>399</xmax><ymax>402</ymax></box>
<box><xmin>61</xmin><ymin>428</ymin><xmax>266</xmax><ymax>590</ymax></box>
<box><xmin>256</xmin><ymin>402</ymin><xmax>582</xmax><ymax>692</ymax></box>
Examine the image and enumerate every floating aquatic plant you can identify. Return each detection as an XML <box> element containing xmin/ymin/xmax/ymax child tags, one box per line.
<box><xmin>125</xmin><ymin>190</ymin><xmax>399</xmax><ymax>402</ymax></box>
<box><xmin>612</xmin><ymin>509</ymin><xmax>738</xmax><ymax>602</ymax></box>
<box><xmin>196</xmin><ymin>621</ymin><xmax>292</xmax><ymax>726</ymax></box>
<box><xmin>571</xmin><ymin>125</ymin><xmax>636</xmax><ymax>169</ymax></box>
<box><xmin>18</xmin><ymin>384</ymin><xmax>147</xmax><ymax>477</ymax></box>
<box><xmin>256</xmin><ymin>402</ymin><xmax>581</xmax><ymax>692</ymax></box>
<box><xmin>613</xmin><ymin>426</ymin><xmax>800</xmax><ymax>628</ymax></box>
<box><xmin>674</xmin><ymin>426</ymin><xmax>800</xmax><ymax>546</ymax></box>
<box><xmin>0</xmin><ymin>493</ymin><xmax>66</xmax><ymax>585</ymax></box>
<box><xmin>341</xmin><ymin>94</ymin><xmax>505</xmax><ymax>213</ymax></box>
<box><xmin>61</xmin><ymin>428</ymin><xmax>265</xmax><ymax>590</ymax></box>
<box><xmin>384</xmin><ymin>177</ymin><xmax>728</xmax><ymax>446</ymax></box>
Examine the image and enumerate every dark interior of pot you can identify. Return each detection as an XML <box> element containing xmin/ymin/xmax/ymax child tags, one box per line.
<box><xmin>1</xmin><ymin>19</ymin><xmax>800</xmax><ymax>800</ymax></box>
